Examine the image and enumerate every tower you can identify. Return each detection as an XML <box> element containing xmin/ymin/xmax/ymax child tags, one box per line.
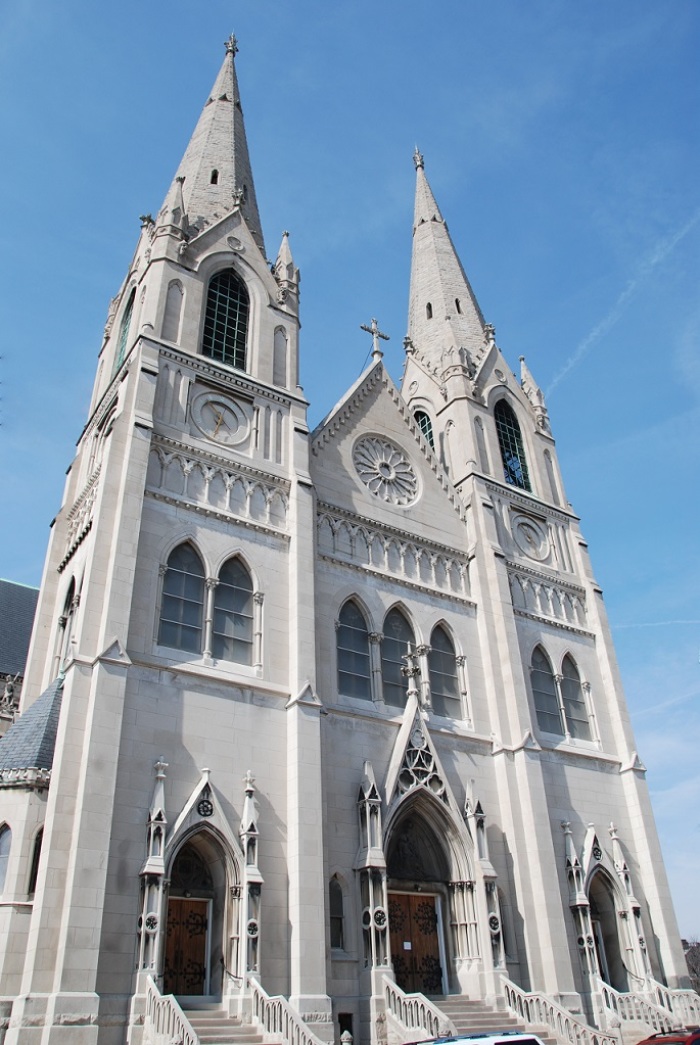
<box><xmin>0</xmin><ymin>35</ymin><xmax>692</xmax><ymax>1045</ymax></box>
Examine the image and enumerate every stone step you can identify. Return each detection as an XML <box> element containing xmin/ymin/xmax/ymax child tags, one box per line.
<box><xmin>182</xmin><ymin>1009</ymin><xmax>266</xmax><ymax>1045</ymax></box>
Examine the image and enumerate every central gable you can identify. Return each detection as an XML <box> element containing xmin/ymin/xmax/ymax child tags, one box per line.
<box><xmin>311</xmin><ymin>364</ymin><xmax>468</xmax><ymax>552</ymax></box>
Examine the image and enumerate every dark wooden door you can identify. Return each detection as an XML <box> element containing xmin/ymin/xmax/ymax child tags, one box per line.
<box><xmin>388</xmin><ymin>892</ymin><xmax>442</xmax><ymax>994</ymax></box>
<box><xmin>164</xmin><ymin>897</ymin><xmax>208</xmax><ymax>994</ymax></box>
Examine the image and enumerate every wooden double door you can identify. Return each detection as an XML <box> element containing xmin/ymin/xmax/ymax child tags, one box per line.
<box><xmin>388</xmin><ymin>892</ymin><xmax>443</xmax><ymax>994</ymax></box>
<box><xmin>164</xmin><ymin>897</ymin><xmax>209</xmax><ymax>995</ymax></box>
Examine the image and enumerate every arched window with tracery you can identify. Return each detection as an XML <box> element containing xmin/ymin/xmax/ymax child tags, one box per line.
<box><xmin>531</xmin><ymin>646</ymin><xmax>562</xmax><ymax>735</ymax></box>
<box><xmin>414</xmin><ymin>409</ymin><xmax>434</xmax><ymax>449</ymax></box>
<box><xmin>158</xmin><ymin>543</ymin><xmax>205</xmax><ymax>653</ymax></box>
<box><xmin>429</xmin><ymin>625</ymin><xmax>461</xmax><ymax>718</ymax></box>
<box><xmin>494</xmin><ymin>399</ymin><xmax>531</xmax><ymax>491</ymax></box>
<box><xmin>337</xmin><ymin>601</ymin><xmax>371</xmax><ymax>700</ymax></box>
<box><xmin>0</xmin><ymin>825</ymin><xmax>11</xmax><ymax>894</ymax></box>
<box><xmin>201</xmin><ymin>269</ymin><xmax>249</xmax><ymax>370</ymax></box>
<box><xmin>212</xmin><ymin>558</ymin><xmax>254</xmax><ymax>664</ymax></box>
<box><xmin>561</xmin><ymin>654</ymin><xmax>591</xmax><ymax>740</ymax></box>
<box><xmin>381</xmin><ymin>609</ymin><xmax>414</xmax><ymax>708</ymax></box>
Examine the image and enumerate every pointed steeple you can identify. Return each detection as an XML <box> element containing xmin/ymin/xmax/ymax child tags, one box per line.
<box><xmin>160</xmin><ymin>34</ymin><xmax>265</xmax><ymax>254</ymax></box>
<box><xmin>407</xmin><ymin>150</ymin><xmax>486</xmax><ymax>370</ymax></box>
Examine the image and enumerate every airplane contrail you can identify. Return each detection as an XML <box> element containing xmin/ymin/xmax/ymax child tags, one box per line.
<box><xmin>547</xmin><ymin>208</ymin><xmax>700</xmax><ymax>396</ymax></box>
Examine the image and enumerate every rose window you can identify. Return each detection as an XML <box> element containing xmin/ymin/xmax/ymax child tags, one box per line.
<box><xmin>353</xmin><ymin>437</ymin><xmax>417</xmax><ymax>505</ymax></box>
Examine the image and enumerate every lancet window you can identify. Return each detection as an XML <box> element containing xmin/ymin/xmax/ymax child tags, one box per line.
<box><xmin>494</xmin><ymin>399</ymin><xmax>531</xmax><ymax>491</ymax></box>
<box><xmin>212</xmin><ymin>558</ymin><xmax>254</xmax><ymax>664</ymax></box>
<box><xmin>531</xmin><ymin>645</ymin><xmax>592</xmax><ymax>740</ymax></box>
<box><xmin>114</xmin><ymin>287</ymin><xmax>136</xmax><ymax>372</ymax></box>
<box><xmin>428</xmin><ymin>625</ymin><xmax>461</xmax><ymax>718</ymax></box>
<box><xmin>329</xmin><ymin>876</ymin><xmax>345</xmax><ymax>949</ymax></box>
<box><xmin>28</xmin><ymin>829</ymin><xmax>43</xmax><ymax>895</ymax></box>
<box><xmin>381</xmin><ymin>609</ymin><xmax>414</xmax><ymax>707</ymax></box>
<box><xmin>0</xmin><ymin>825</ymin><xmax>11</xmax><ymax>893</ymax></box>
<box><xmin>201</xmin><ymin>268</ymin><xmax>249</xmax><ymax>370</ymax></box>
<box><xmin>337</xmin><ymin>600</ymin><xmax>372</xmax><ymax>700</ymax></box>
<box><xmin>158</xmin><ymin>543</ymin><xmax>205</xmax><ymax>654</ymax></box>
<box><xmin>414</xmin><ymin>409</ymin><xmax>435</xmax><ymax>449</ymax></box>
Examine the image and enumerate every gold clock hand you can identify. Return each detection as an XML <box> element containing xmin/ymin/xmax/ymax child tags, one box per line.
<box><xmin>213</xmin><ymin>411</ymin><xmax>224</xmax><ymax>437</ymax></box>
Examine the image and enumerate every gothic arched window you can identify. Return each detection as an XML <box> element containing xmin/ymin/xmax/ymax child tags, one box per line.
<box><xmin>414</xmin><ymin>409</ymin><xmax>435</xmax><ymax>449</ymax></box>
<box><xmin>337</xmin><ymin>601</ymin><xmax>371</xmax><ymax>700</ymax></box>
<box><xmin>381</xmin><ymin>609</ymin><xmax>414</xmax><ymax>708</ymax></box>
<box><xmin>158</xmin><ymin>543</ymin><xmax>205</xmax><ymax>653</ymax></box>
<box><xmin>494</xmin><ymin>399</ymin><xmax>531</xmax><ymax>491</ymax></box>
<box><xmin>212</xmin><ymin>558</ymin><xmax>254</xmax><ymax>664</ymax></box>
<box><xmin>114</xmin><ymin>287</ymin><xmax>136</xmax><ymax>372</ymax></box>
<box><xmin>531</xmin><ymin>646</ymin><xmax>562</xmax><ymax>735</ymax></box>
<box><xmin>201</xmin><ymin>269</ymin><xmax>249</xmax><ymax>371</ymax></box>
<box><xmin>329</xmin><ymin>876</ymin><xmax>345</xmax><ymax>949</ymax></box>
<box><xmin>561</xmin><ymin>655</ymin><xmax>591</xmax><ymax>740</ymax></box>
<box><xmin>0</xmin><ymin>825</ymin><xmax>11</xmax><ymax>894</ymax></box>
<box><xmin>429</xmin><ymin>625</ymin><xmax>461</xmax><ymax>719</ymax></box>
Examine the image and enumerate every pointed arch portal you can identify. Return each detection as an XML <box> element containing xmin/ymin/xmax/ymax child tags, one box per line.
<box><xmin>164</xmin><ymin>832</ymin><xmax>231</xmax><ymax>997</ymax></box>
<box><xmin>384</xmin><ymin>792</ymin><xmax>474</xmax><ymax>996</ymax></box>
<box><xmin>588</xmin><ymin>870</ymin><xmax>629</xmax><ymax>992</ymax></box>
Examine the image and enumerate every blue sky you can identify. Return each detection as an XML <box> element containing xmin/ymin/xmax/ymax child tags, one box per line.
<box><xmin>1</xmin><ymin>2</ymin><xmax>698</xmax><ymax>936</ymax></box>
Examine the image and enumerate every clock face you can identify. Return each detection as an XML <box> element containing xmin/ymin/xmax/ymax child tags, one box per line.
<box><xmin>512</xmin><ymin>514</ymin><xmax>549</xmax><ymax>561</ymax></box>
<box><xmin>190</xmin><ymin>391</ymin><xmax>249</xmax><ymax>446</ymax></box>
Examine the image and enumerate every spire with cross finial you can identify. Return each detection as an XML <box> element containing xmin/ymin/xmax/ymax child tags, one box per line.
<box><xmin>404</xmin><ymin>148</ymin><xmax>486</xmax><ymax>386</ymax></box>
<box><xmin>157</xmin><ymin>33</ymin><xmax>265</xmax><ymax>253</ymax></box>
<box><xmin>360</xmin><ymin>317</ymin><xmax>390</xmax><ymax>362</ymax></box>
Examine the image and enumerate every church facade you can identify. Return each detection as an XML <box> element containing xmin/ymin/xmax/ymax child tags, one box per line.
<box><xmin>0</xmin><ymin>36</ymin><xmax>691</xmax><ymax>1045</ymax></box>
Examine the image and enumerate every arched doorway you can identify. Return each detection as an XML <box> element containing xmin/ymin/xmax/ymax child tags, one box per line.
<box><xmin>164</xmin><ymin>833</ymin><xmax>230</xmax><ymax>997</ymax></box>
<box><xmin>386</xmin><ymin>812</ymin><xmax>451</xmax><ymax>995</ymax></box>
<box><xmin>589</xmin><ymin>871</ymin><xmax>628</xmax><ymax>991</ymax></box>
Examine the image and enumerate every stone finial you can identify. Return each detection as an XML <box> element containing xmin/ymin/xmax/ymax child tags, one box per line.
<box><xmin>225</xmin><ymin>33</ymin><xmax>239</xmax><ymax>56</ymax></box>
<box><xmin>413</xmin><ymin>146</ymin><xmax>424</xmax><ymax>171</ymax></box>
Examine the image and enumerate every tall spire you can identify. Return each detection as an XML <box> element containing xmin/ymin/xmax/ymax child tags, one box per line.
<box><xmin>407</xmin><ymin>151</ymin><xmax>485</xmax><ymax>367</ymax></box>
<box><xmin>160</xmin><ymin>34</ymin><xmax>265</xmax><ymax>254</ymax></box>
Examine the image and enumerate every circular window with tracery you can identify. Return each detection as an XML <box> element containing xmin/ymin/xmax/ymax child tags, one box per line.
<box><xmin>353</xmin><ymin>437</ymin><xmax>418</xmax><ymax>505</ymax></box>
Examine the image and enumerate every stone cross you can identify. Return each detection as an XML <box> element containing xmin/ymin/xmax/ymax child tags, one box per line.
<box><xmin>360</xmin><ymin>317</ymin><xmax>390</xmax><ymax>362</ymax></box>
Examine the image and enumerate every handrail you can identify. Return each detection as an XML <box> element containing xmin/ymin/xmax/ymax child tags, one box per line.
<box><xmin>247</xmin><ymin>974</ymin><xmax>328</xmax><ymax>1045</ymax></box>
<box><xmin>502</xmin><ymin>975</ymin><xmax>617</xmax><ymax>1045</ymax></box>
<box><xmin>382</xmin><ymin>974</ymin><xmax>456</xmax><ymax>1041</ymax></box>
<box><xmin>144</xmin><ymin>975</ymin><xmax>198</xmax><ymax>1045</ymax></box>
<box><xmin>646</xmin><ymin>977</ymin><xmax>700</xmax><ymax>1027</ymax></box>
<box><xmin>596</xmin><ymin>978</ymin><xmax>682</xmax><ymax>1032</ymax></box>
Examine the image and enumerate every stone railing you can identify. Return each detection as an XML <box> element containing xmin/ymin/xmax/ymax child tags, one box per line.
<box><xmin>382</xmin><ymin>973</ymin><xmax>455</xmax><ymax>1042</ymax></box>
<box><xmin>247</xmin><ymin>975</ymin><xmax>328</xmax><ymax>1045</ymax></box>
<box><xmin>596</xmin><ymin>978</ymin><xmax>681</xmax><ymax>1032</ymax></box>
<box><xmin>143</xmin><ymin>976</ymin><xmax>198</xmax><ymax>1045</ymax></box>
<box><xmin>502</xmin><ymin>976</ymin><xmax>617</xmax><ymax>1045</ymax></box>
<box><xmin>647</xmin><ymin>978</ymin><xmax>700</xmax><ymax>1027</ymax></box>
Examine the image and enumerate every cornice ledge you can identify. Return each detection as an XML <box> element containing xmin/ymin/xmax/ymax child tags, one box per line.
<box><xmin>316</xmin><ymin>501</ymin><xmax>466</xmax><ymax>559</ymax></box>
<box><xmin>145</xmin><ymin>489</ymin><xmax>291</xmax><ymax>541</ymax></box>
<box><xmin>506</xmin><ymin>560</ymin><xmax>587</xmax><ymax>595</ymax></box>
<box><xmin>286</xmin><ymin>681</ymin><xmax>324</xmax><ymax>711</ymax></box>
<box><xmin>155</xmin><ymin>343</ymin><xmax>304</xmax><ymax>408</ymax></box>
<box><xmin>484</xmin><ymin>480</ymin><xmax>579</xmax><ymax>523</ymax></box>
<box><xmin>513</xmin><ymin>607</ymin><xmax>596</xmax><ymax>638</ymax></box>
<box><xmin>151</xmin><ymin>434</ymin><xmax>292</xmax><ymax>491</ymax></box>
<box><xmin>620</xmin><ymin>751</ymin><xmax>647</xmax><ymax>774</ymax></box>
<box><xmin>317</xmin><ymin>553</ymin><xmax>476</xmax><ymax>608</ymax></box>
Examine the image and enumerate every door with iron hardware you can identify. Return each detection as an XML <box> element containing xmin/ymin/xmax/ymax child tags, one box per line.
<box><xmin>164</xmin><ymin>897</ymin><xmax>209</xmax><ymax>994</ymax></box>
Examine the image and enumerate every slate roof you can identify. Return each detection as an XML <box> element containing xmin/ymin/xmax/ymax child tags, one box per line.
<box><xmin>0</xmin><ymin>678</ymin><xmax>63</xmax><ymax>771</ymax></box>
<box><xmin>0</xmin><ymin>579</ymin><xmax>39</xmax><ymax>677</ymax></box>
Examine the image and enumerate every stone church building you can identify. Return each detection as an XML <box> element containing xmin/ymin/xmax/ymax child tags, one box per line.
<box><xmin>0</xmin><ymin>35</ymin><xmax>693</xmax><ymax>1045</ymax></box>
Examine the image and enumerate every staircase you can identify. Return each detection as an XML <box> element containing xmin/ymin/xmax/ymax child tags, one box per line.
<box><xmin>181</xmin><ymin>1006</ymin><xmax>266</xmax><ymax>1045</ymax></box>
<box><xmin>430</xmin><ymin>996</ymin><xmax>558</xmax><ymax>1045</ymax></box>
